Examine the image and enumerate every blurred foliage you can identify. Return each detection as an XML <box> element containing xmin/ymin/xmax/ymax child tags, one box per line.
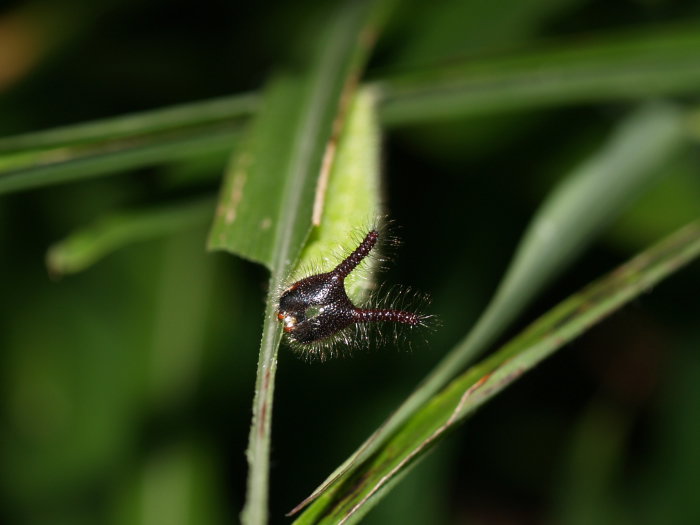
<box><xmin>1</xmin><ymin>1</ymin><xmax>700</xmax><ymax>524</ymax></box>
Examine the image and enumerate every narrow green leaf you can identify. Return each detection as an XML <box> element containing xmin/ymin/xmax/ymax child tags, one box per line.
<box><xmin>206</xmin><ymin>75</ymin><xmax>309</xmax><ymax>266</ymax></box>
<box><xmin>378</xmin><ymin>24</ymin><xmax>700</xmax><ymax>125</ymax></box>
<box><xmin>390</xmin><ymin>0</ymin><xmax>583</xmax><ymax>67</ymax></box>
<box><xmin>205</xmin><ymin>2</ymin><xmax>395</xmax><ymax>524</ymax></box>
<box><xmin>0</xmin><ymin>95</ymin><xmax>256</xmax><ymax>195</ymax></box>
<box><xmin>3</xmin><ymin>24</ymin><xmax>699</xmax><ymax>195</ymax></box>
<box><xmin>46</xmin><ymin>197</ymin><xmax>215</xmax><ymax>276</ymax></box>
<box><xmin>0</xmin><ymin>125</ymin><xmax>241</xmax><ymax>195</ymax></box>
<box><xmin>0</xmin><ymin>94</ymin><xmax>257</xmax><ymax>153</ymax></box>
<box><xmin>291</xmin><ymin>101</ymin><xmax>686</xmax><ymax>513</ymax></box>
<box><xmin>296</xmin><ymin>218</ymin><xmax>700</xmax><ymax>524</ymax></box>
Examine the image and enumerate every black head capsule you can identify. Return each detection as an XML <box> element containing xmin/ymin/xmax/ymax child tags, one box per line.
<box><xmin>277</xmin><ymin>230</ymin><xmax>425</xmax><ymax>350</ymax></box>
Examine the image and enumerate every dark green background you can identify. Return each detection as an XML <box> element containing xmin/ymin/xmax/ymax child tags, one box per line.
<box><xmin>2</xmin><ymin>1</ymin><xmax>700</xmax><ymax>523</ymax></box>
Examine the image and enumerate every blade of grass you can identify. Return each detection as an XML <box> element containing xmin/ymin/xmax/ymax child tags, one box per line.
<box><xmin>3</xmin><ymin>24</ymin><xmax>700</xmax><ymax>195</ymax></box>
<box><xmin>0</xmin><ymin>124</ymin><xmax>241</xmax><ymax>195</ymax></box>
<box><xmin>0</xmin><ymin>93</ymin><xmax>257</xmax><ymax>195</ymax></box>
<box><xmin>46</xmin><ymin>196</ymin><xmax>215</xmax><ymax>276</ymax></box>
<box><xmin>291</xmin><ymin>101</ymin><xmax>686</xmax><ymax>513</ymax></box>
<box><xmin>207</xmin><ymin>76</ymin><xmax>308</xmax><ymax>266</ymax></box>
<box><xmin>389</xmin><ymin>0</ymin><xmax>583</xmax><ymax>68</ymax></box>
<box><xmin>296</xmin><ymin>217</ymin><xmax>700</xmax><ymax>524</ymax></box>
<box><xmin>205</xmin><ymin>2</ymin><xmax>395</xmax><ymax>523</ymax></box>
<box><xmin>0</xmin><ymin>94</ymin><xmax>258</xmax><ymax>153</ymax></box>
<box><xmin>377</xmin><ymin>24</ymin><xmax>700</xmax><ymax>125</ymax></box>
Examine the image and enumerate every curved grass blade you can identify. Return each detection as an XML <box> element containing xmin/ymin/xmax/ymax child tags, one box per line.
<box><xmin>3</xmin><ymin>23</ymin><xmax>700</xmax><ymax>196</ymax></box>
<box><xmin>205</xmin><ymin>2</ymin><xmax>395</xmax><ymax>523</ymax></box>
<box><xmin>291</xmin><ymin>101</ymin><xmax>686</xmax><ymax>513</ymax></box>
<box><xmin>0</xmin><ymin>95</ymin><xmax>256</xmax><ymax>195</ymax></box>
<box><xmin>0</xmin><ymin>94</ymin><xmax>258</xmax><ymax>154</ymax></box>
<box><xmin>296</xmin><ymin>218</ymin><xmax>700</xmax><ymax>524</ymax></box>
<box><xmin>378</xmin><ymin>24</ymin><xmax>700</xmax><ymax>125</ymax></box>
<box><xmin>46</xmin><ymin>196</ymin><xmax>215</xmax><ymax>276</ymax></box>
<box><xmin>389</xmin><ymin>0</ymin><xmax>583</xmax><ymax>68</ymax></box>
<box><xmin>0</xmin><ymin>124</ymin><xmax>242</xmax><ymax>195</ymax></box>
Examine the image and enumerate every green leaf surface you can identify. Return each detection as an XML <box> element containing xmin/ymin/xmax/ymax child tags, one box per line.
<box><xmin>204</xmin><ymin>2</ymin><xmax>394</xmax><ymax>524</ymax></box>
<box><xmin>0</xmin><ymin>94</ymin><xmax>257</xmax><ymax>153</ymax></box>
<box><xmin>46</xmin><ymin>197</ymin><xmax>215</xmax><ymax>276</ymax></box>
<box><xmin>296</xmin><ymin>218</ymin><xmax>700</xmax><ymax>524</ymax></box>
<box><xmin>0</xmin><ymin>125</ymin><xmax>241</xmax><ymax>195</ymax></box>
<box><xmin>3</xmin><ymin>24</ymin><xmax>699</xmax><ymax>196</ymax></box>
<box><xmin>293</xmin><ymin>87</ymin><xmax>383</xmax><ymax>302</ymax></box>
<box><xmin>0</xmin><ymin>96</ymin><xmax>255</xmax><ymax>195</ymax></box>
<box><xmin>378</xmin><ymin>24</ymin><xmax>700</xmax><ymax>125</ymax></box>
<box><xmin>206</xmin><ymin>75</ymin><xmax>309</xmax><ymax>267</ymax></box>
<box><xmin>390</xmin><ymin>0</ymin><xmax>584</xmax><ymax>68</ymax></box>
<box><xmin>291</xmin><ymin>101</ymin><xmax>686</xmax><ymax>514</ymax></box>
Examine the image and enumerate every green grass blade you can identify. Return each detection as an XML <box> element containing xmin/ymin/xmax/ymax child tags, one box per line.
<box><xmin>46</xmin><ymin>197</ymin><xmax>215</xmax><ymax>276</ymax></box>
<box><xmin>206</xmin><ymin>75</ymin><xmax>309</xmax><ymax>266</ymax></box>
<box><xmin>0</xmin><ymin>94</ymin><xmax>258</xmax><ymax>153</ymax></box>
<box><xmin>0</xmin><ymin>94</ymin><xmax>256</xmax><ymax>195</ymax></box>
<box><xmin>378</xmin><ymin>24</ymin><xmax>700</xmax><ymax>125</ymax></box>
<box><xmin>3</xmin><ymin>24</ymin><xmax>699</xmax><ymax>195</ymax></box>
<box><xmin>291</xmin><ymin>101</ymin><xmax>685</xmax><ymax>513</ymax></box>
<box><xmin>440</xmin><ymin>102</ymin><xmax>684</xmax><ymax>372</ymax></box>
<box><xmin>0</xmin><ymin>124</ymin><xmax>241</xmax><ymax>195</ymax></box>
<box><xmin>389</xmin><ymin>0</ymin><xmax>583</xmax><ymax>68</ymax></box>
<box><xmin>296</xmin><ymin>218</ymin><xmax>700</xmax><ymax>524</ymax></box>
<box><xmin>204</xmin><ymin>2</ymin><xmax>394</xmax><ymax>524</ymax></box>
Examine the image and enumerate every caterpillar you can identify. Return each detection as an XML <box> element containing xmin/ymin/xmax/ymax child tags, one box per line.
<box><xmin>277</xmin><ymin>229</ymin><xmax>431</xmax><ymax>360</ymax></box>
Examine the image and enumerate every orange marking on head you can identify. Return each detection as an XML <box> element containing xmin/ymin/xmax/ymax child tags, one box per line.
<box><xmin>474</xmin><ymin>373</ymin><xmax>492</xmax><ymax>389</ymax></box>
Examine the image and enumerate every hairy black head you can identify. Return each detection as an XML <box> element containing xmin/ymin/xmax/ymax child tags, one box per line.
<box><xmin>278</xmin><ymin>272</ymin><xmax>356</xmax><ymax>344</ymax></box>
<box><xmin>277</xmin><ymin>229</ymin><xmax>425</xmax><ymax>349</ymax></box>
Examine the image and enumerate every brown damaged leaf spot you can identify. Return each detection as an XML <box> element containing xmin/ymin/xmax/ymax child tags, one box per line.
<box><xmin>359</xmin><ymin>22</ymin><xmax>379</xmax><ymax>52</ymax></box>
<box><xmin>312</xmin><ymin>71</ymin><xmax>361</xmax><ymax>226</ymax></box>
<box><xmin>474</xmin><ymin>366</ymin><xmax>526</xmax><ymax>406</ymax></box>
<box><xmin>258</xmin><ymin>365</ymin><xmax>273</xmax><ymax>439</ymax></box>
<box><xmin>337</xmin><ymin>469</ymin><xmax>376</xmax><ymax>517</ymax></box>
<box><xmin>221</xmin><ymin>152</ymin><xmax>252</xmax><ymax>225</ymax></box>
<box><xmin>547</xmin><ymin>267</ymin><xmax>637</xmax><ymax>336</ymax></box>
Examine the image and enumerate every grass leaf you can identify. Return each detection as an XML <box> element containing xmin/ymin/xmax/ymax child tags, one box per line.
<box><xmin>3</xmin><ymin>24</ymin><xmax>699</xmax><ymax>195</ymax></box>
<box><xmin>291</xmin><ymin>101</ymin><xmax>686</xmax><ymax>514</ymax></box>
<box><xmin>295</xmin><ymin>217</ymin><xmax>700</xmax><ymax>524</ymax></box>
<box><xmin>0</xmin><ymin>96</ymin><xmax>256</xmax><ymax>195</ymax></box>
<box><xmin>378</xmin><ymin>24</ymin><xmax>700</xmax><ymax>125</ymax></box>
<box><xmin>205</xmin><ymin>2</ymin><xmax>395</xmax><ymax>523</ymax></box>
<box><xmin>46</xmin><ymin>197</ymin><xmax>215</xmax><ymax>276</ymax></box>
